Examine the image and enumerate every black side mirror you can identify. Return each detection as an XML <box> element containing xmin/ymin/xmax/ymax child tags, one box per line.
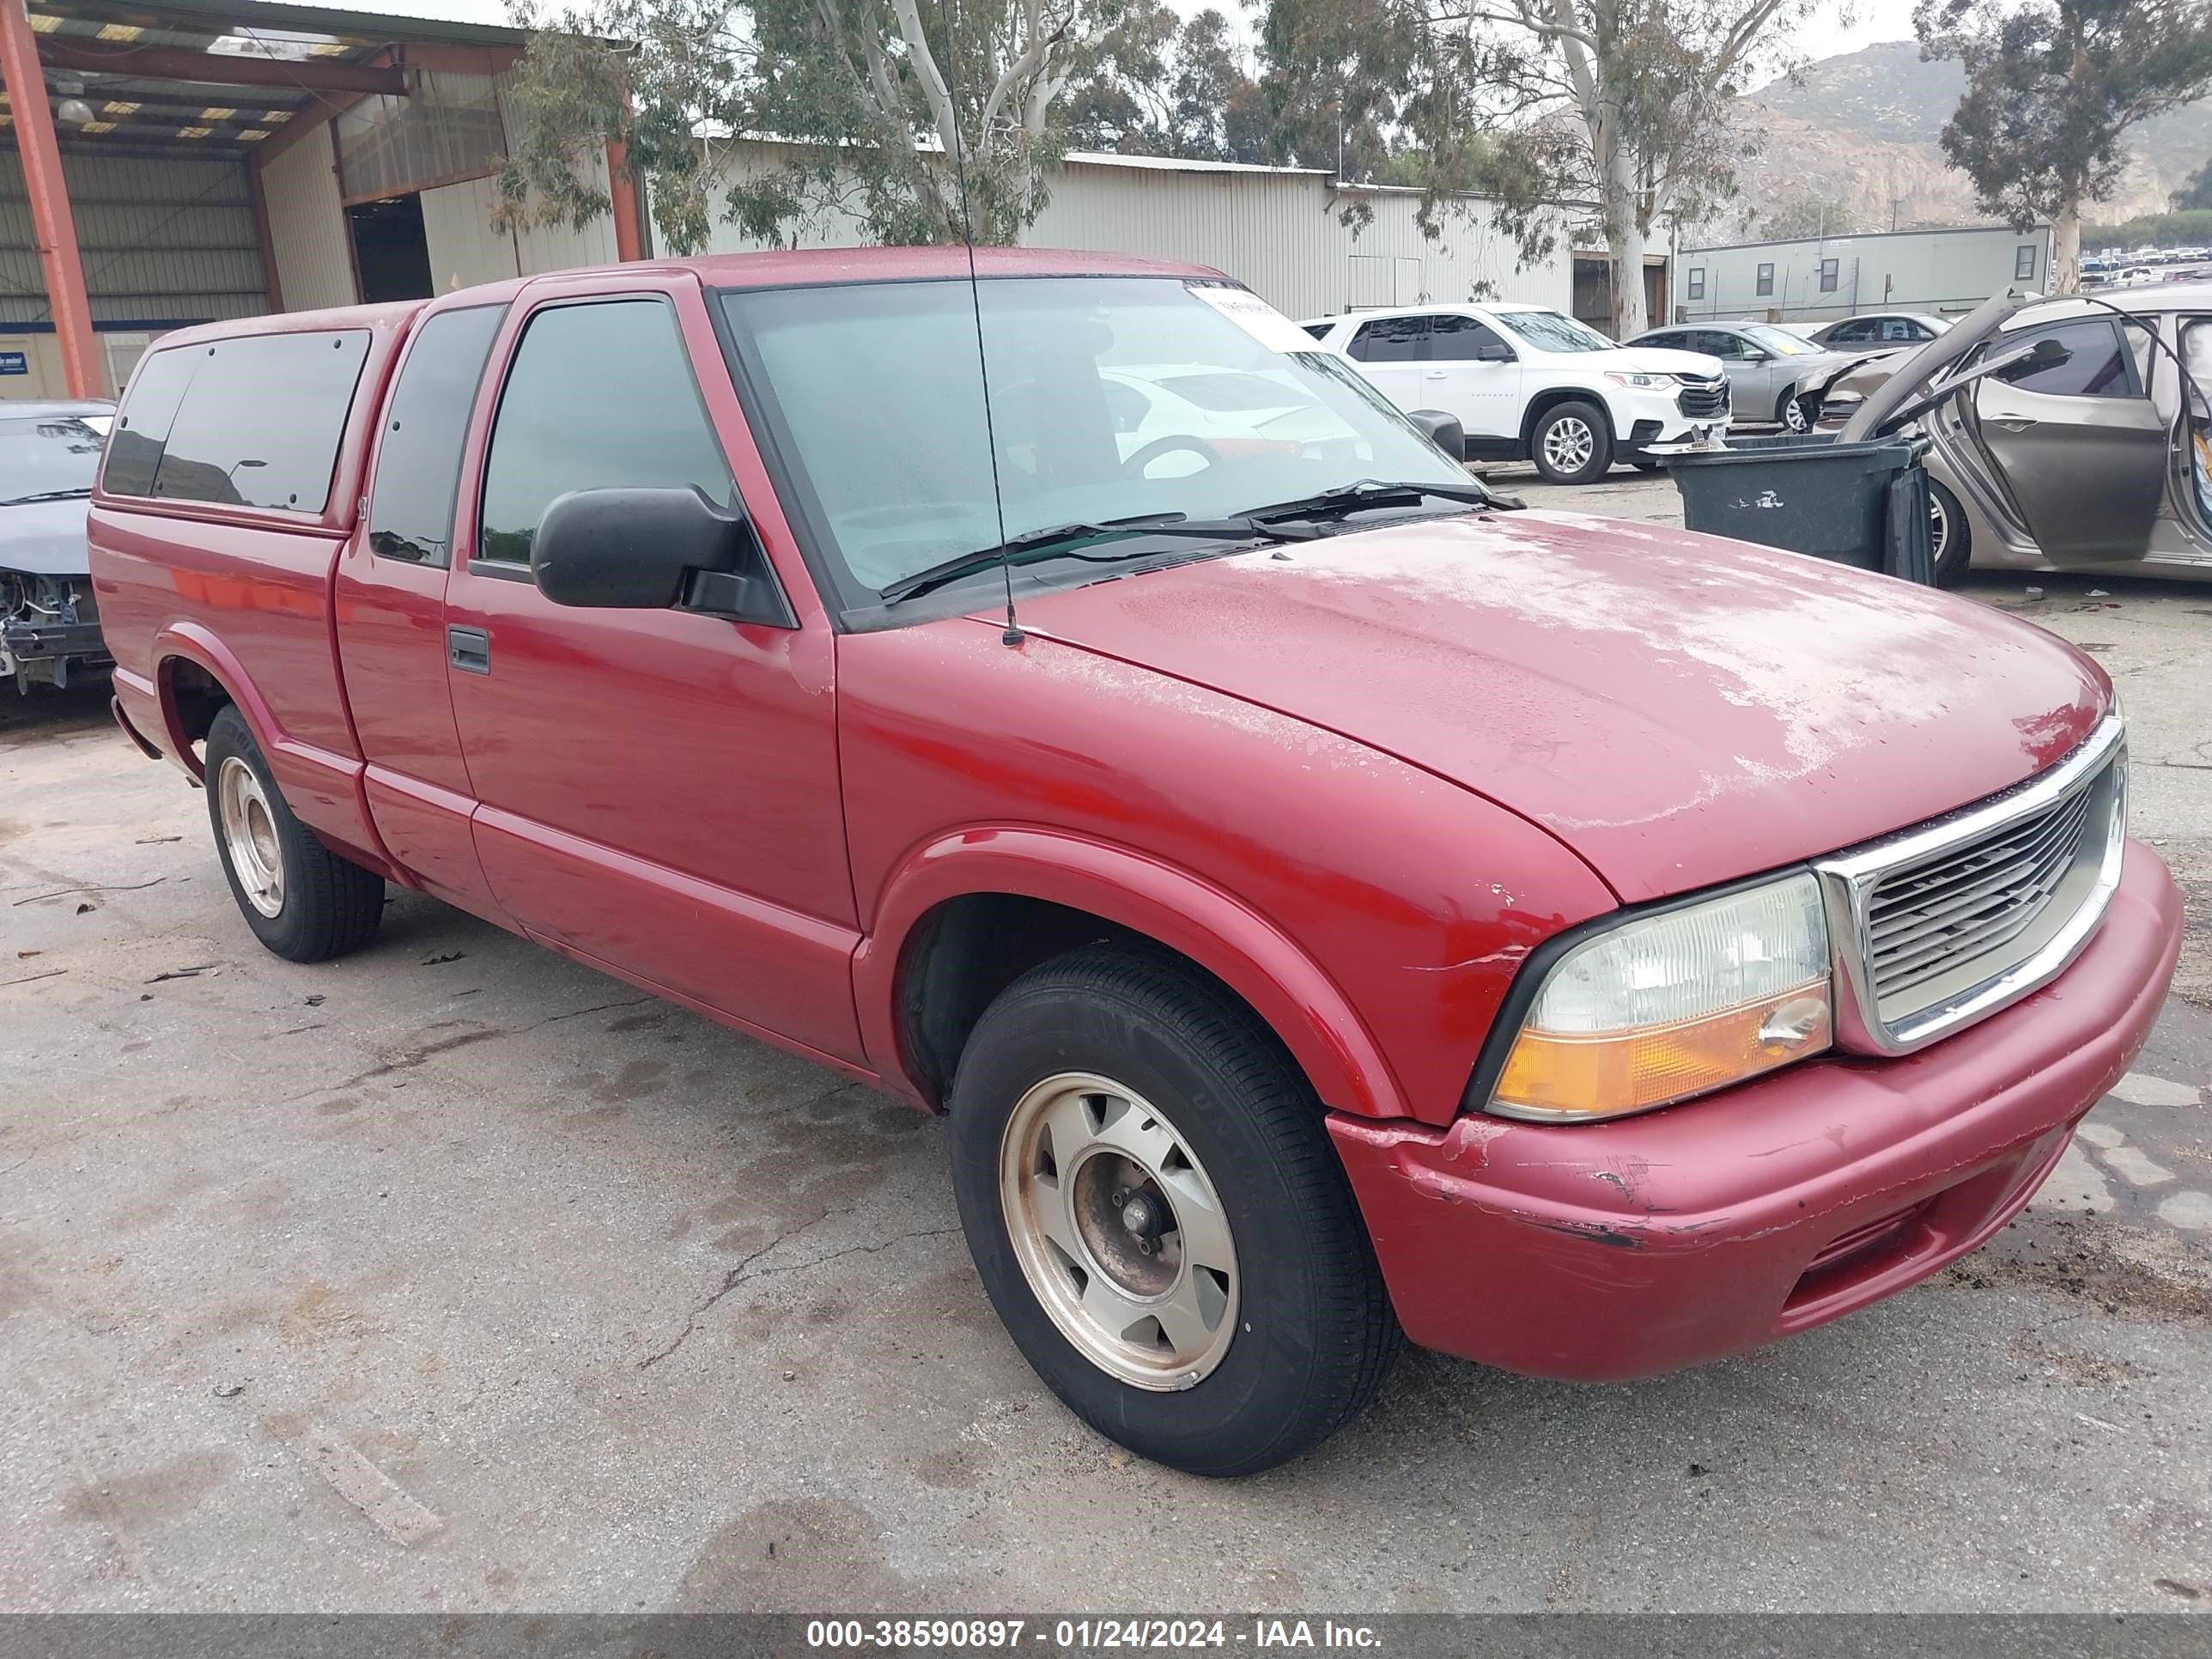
<box><xmin>1476</xmin><ymin>341</ymin><xmax>1516</xmax><ymax>363</ymax></box>
<box><xmin>531</xmin><ymin>486</ymin><xmax>793</xmax><ymax>626</ymax></box>
<box><xmin>1407</xmin><ymin>409</ymin><xmax>1467</xmax><ymax>461</ymax></box>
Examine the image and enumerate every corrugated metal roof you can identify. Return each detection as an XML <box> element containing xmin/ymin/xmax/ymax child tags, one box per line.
<box><xmin>15</xmin><ymin>0</ymin><xmax>525</xmax><ymax>156</ymax></box>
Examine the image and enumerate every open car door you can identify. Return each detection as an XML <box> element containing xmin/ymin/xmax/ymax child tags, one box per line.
<box><xmin>1842</xmin><ymin>292</ymin><xmax>2167</xmax><ymax>566</ymax></box>
<box><xmin>1968</xmin><ymin>312</ymin><xmax>2167</xmax><ymax>562</ymax></box>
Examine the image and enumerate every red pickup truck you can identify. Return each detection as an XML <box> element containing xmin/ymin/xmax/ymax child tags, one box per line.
<box><xmin>90</xmin><ymin>249</ymin><xmax>2182</xmax><ymax>1476</ymax></box>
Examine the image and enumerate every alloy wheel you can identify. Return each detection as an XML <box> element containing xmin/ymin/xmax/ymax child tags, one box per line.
<box><xmin>216</xmin><ymin>756</ymin><xmax>285</xmax><ymax>919</ymax></box>
<box><xmin>1783</xmin><ymin>395</ymin><xmax>1810</xmax><ymax>434</ymax></box>
<box><xmin>1542</xmin><ymin>416</ymin><xmax>1595</xmax><ymax>475</ymax></box>
<box><xmin>999</xmin><ymin>1071</ymin><xmax>1240</xmax><ymax>1390</ymax></box>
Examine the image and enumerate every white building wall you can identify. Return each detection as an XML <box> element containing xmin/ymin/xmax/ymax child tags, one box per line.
<box><xmin>421</xmin><ymin>157</ymin><xmax>621</xmax><ymax>294</ymax></box>
<box><xmin>686</xmin><ymin>145</ymin><xmax>1570</xmax><ymax>315</ymax></box>
<box><xmin>260</xmin><ymin>134</ymin><xmax>359</xmax><ymax>313</ymax></box>
<box><xmin>1675</xmin><ymin>224</ymin><xmax>2053</xmax><ymax>325</ymax></box>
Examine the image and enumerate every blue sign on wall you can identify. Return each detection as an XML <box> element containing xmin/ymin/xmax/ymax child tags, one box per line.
<box><xmin>0</xmin><ymin>352</ymin><xmax>27</xmax><ymax>376</ymax></box>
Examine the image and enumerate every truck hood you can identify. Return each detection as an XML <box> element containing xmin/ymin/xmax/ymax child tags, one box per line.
<box><xmin>0</xmin><ymin>495</ymin><xmax>93</xmax><ymax>575</ymax></box>
<box><xmin>1012</xmin><ymin>510</ymin><xmax>2105</xmax><ymax>903</ymax></box>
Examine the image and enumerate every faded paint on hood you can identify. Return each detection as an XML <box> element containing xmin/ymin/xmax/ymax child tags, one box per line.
<box><xmin>0</xmin><ymin>495</ymin><xmax>94</xmax><ymax>576</ymax></box>
<box><xmin>1012</xmin><ymin>509</ymin><xmax>2106</xmax><ymax>903</ymax></box>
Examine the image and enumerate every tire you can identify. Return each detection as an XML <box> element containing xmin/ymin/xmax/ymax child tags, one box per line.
<box><xmin>1529</xmin><ymin>399</ymin><xmax>1613</xmax><ymax>484</ymax></box>
<box><xmin>947</xmin><ymin>946</ymin><xmax>1396</xmax><ymax>1476</ymax></box>
<box><xmin>204</xmin><ymin>703</ymin><xmax>385</xmax><ymax>963</ymax></box>
<box><xmin>1929</xmin><ymin>477</ymin><xmax>1972</xmax><ymax>588</ymax></box>
<box><xmin>1778</xmin><ymin>387</ymin><xmax>1813</xmax><ymax>433</ymax></box>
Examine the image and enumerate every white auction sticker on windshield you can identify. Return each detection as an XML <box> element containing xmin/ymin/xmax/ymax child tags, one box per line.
<box><xmin>1186</xmin><ymin>283</ymin><xmax>1317</xmax><ymax>354</ymax></box>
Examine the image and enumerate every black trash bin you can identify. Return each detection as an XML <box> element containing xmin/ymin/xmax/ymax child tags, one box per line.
<box><xmin>1666</xmin><ymin>432</ymin><xmax>1934</xmax><ymax>584</ymax></box>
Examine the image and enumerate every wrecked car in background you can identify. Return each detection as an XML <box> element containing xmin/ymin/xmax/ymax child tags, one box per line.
<box><xmin>1818</xmin><ymin>286</ymin><xmax>2212</xmax><ymax>586</ymax></box>
<box><xmin>2</xmin><ymin>399</ymin><xmax>114</xmax><ymax>691</ymax></box>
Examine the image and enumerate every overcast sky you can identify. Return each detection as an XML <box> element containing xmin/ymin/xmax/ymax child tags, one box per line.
<box><xmin>368</xmin><ymin>0</ymin><xmax>1919</xmax><ymax>70</ymax></box>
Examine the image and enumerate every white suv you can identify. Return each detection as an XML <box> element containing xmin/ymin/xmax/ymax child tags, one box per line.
<box><xmin>1299</xmin><ymin>303</ymin><xmax>1730</xmax><ymax>484</ymax></box>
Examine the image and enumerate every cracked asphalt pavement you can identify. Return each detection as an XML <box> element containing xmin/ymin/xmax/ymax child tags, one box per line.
<box><xmin>4</xmin><ymin>478</ymin><xmax>2210</xmax><ymax>1612</ymax></box>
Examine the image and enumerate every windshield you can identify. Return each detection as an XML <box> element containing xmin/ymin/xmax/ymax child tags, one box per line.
<box><xmin>720</xmin><ymin>276</ymin><xmax>1472</xmax><ymax>607</ymax></box>
<box><xmin>1493</xmin><ymin>309</ymin><xmax>1615</xmax><ymax>354</ymax></box>
<box><xmin>0</xmin><ymin>415</ymin><xmax>105</xmax><ymax>504</ymax></box>
<box><xmin>1745</xmin><ymin>325</ymin><xmax>1820</xmax><ymax>357</ymax></box>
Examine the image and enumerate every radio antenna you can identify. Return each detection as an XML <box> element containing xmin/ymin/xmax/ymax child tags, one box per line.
<box><xmin>943</xmin><ymin>0</ymin><xmax>1023</xmax><ymax>646</ymax></box>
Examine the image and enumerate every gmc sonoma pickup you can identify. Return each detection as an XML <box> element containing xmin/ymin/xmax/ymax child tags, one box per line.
<box><xmin>90</xmin><ymin>250</ymin><xmax>2183</xmax><ymax>1476</ymax></box>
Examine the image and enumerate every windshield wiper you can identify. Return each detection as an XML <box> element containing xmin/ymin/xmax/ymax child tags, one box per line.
<box><xmin>2</xmin><ymin>488</ymin><xmax>94</xmax><ymax>507</ymax></box>
<box><xmin>877</xmin><ymin>513</ymin><xmax>1311</xmax><ymax>605</ymax></box>
<box><xmin>1234</xmin><ymin>477</ymin><xmax>1520</xmax><ymax>522</ymax></box>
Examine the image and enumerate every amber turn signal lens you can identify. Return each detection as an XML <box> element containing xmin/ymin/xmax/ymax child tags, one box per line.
<box><xmin>1493</xmin><ymin>989</ymin><xmax>1833</xmax><ymax>1121</ymax></box>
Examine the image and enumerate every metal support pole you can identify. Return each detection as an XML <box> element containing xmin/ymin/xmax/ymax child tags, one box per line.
<box><xmin>0</xmin><ymin>0</ymin><xmax>104</xmax><ymax>398</ymax></box>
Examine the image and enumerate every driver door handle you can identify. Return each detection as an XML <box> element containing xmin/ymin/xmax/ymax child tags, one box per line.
<box><xmin>1991</xmin><ymin>417</ymin><xmax>2039</xmax><ymax>433</ymax></box>
<box><xmin>1424</xmin><ymin>370</ymin><xmax>1448</xmax><ymax>379</ymax></box>
<box><xmin>447</xmin><ymin>624</ymin><xmax>491</xmax><ymax>676</ymax></box>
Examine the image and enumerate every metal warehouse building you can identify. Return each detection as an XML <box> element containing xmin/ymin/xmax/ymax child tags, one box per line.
<box><xmin>696</xmin><ymin>143</ymin><xmax>1572</xmax><ymax>325</ymax></box>
<box><xmin>3</xmin><ymin>0</ymin><xmax>1575</xmax><ymax>405</ymax></box>
<box><xmin>1672</xmin><ymin>222</ymin><xmax>2056</xmax><ymax>326</ymax></box>
<box><xmin>0</xmin><ymin>0</ymin><xmax>641</xmax><ymax>401</ymax></box>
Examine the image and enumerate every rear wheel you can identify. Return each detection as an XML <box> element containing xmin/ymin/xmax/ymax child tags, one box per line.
<box><xmin>947</xmin><ymin>947</ymin><xmax>1396</xmax><ymax>1475</ymax></box>
<box><xmin>204</xmin><ymin>704</ymin><xmax>385</xmax><ymax>963</ymax></box>
<box><xmin>1530</xmin><ymin>400</ymin><xmax>1613</xmax><ymax>484</ymax></box>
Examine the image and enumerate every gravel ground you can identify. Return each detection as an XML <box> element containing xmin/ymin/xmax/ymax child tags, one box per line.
<box><xmin>3</xmin><ymin>494</ymin><xmax>2209</xmax><ymax>1614</ymax></box>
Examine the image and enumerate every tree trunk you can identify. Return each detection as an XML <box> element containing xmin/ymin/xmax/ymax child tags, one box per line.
<box><xmin>2051</xmin><ymin>191</ymin><xmax>2081</xmax><ymax>295</ymax></box>
<box><xmin>1605</xmin><ymin>138</ymin><xmax>1648</xmax><ymax>337</ymax></box>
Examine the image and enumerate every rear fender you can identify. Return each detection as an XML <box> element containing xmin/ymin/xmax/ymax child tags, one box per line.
<box><xmin>151</xmin><ymin>622</ymin><xmax>403</xmax><ymax>882</ymax></box>
<box><xmin>856</xmin><ymin>826</ymin><xmax>1408</xmax><ymax>1120</ymax></box>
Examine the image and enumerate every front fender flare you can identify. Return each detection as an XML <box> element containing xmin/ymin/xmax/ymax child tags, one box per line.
<box><xmin>854</xmin><ymin>826</ymin><xmax>1410</xmax><ymax>1120</ymax></box>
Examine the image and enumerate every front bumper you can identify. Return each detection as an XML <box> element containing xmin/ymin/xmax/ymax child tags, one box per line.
<box><xmin>1612</xmin><ymin>388</ymin><xmax>1729</xmax><ymax>456</ymax></box>
<box><xmin>1</xmin><ymin>616</ymin><xmax>111</xmax><ymax>687</ymax></box>
<box><xmin>1328</xmin><ymin>842</ymin><xmax>2183</xmax><ymax>1382</ymax></box>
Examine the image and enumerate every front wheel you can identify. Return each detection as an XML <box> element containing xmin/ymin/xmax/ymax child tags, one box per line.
<box><xmin>1529</xmin><ymin>400</ymin><xmax>1613</xmax><ymax>484</ymax></box>
<box><xmin>204</xmin><ymin>704</ymin><xmax>386</xmax><ymax>962</ymax></box>
<box><xmin>948</xmin><ymin>947</ymin><xmax>1396</xmax><ymax>1475</ymax></box>
<box><xmin>1779</xmin><ymin>388</ymin><xmax>1814</xmax><ymax>433</ymax></box>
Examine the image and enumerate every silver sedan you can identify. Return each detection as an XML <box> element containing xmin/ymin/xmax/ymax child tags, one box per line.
<box><xmin>1626</xmin><ymin>322</ymin><xmax>1874</xmax><ymax>432</ymax></box>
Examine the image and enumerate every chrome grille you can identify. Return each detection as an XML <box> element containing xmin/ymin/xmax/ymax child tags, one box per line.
<box><xmin>1866</xmin><ymin>782</ymin><xmax>2094</xmax><ymax>1000</ymax></box>
<box><xmin>1814</xmin><ymin>717</ymin><xmax>2126</xmax><ymax>1054</ymax></box>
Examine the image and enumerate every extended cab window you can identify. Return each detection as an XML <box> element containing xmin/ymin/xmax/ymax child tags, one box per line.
<box><xmin>367</xmin><ymin>305</ymin><xmax>503</xmax><ymax>566</ymax></box>
<box><xmin>477</xmin><ymin>299</ymin><xmax>732</xmax><ymax>568</ymax></box>
<box><xmin>137</xmin><ymin>331</ymin><xmax>369</xmax><ymax>512</ymax></box>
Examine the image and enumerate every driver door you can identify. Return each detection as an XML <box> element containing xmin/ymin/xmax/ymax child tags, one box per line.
<box><xmin>440</xmin><ymin>276</ymin><xmax>866</xmax><ymax>1060</ymax></box>
<box><xmin>1971</xmin><ymin>314</ymin><xmax>2166</xmax><ymax>563</ymax></box>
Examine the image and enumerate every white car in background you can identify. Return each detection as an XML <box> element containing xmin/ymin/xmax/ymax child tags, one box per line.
<box><xmin>1297</xmin><ymin>302</ymin><xmax>1729</xmax><ymax>483</ymax></box>
<box><xmin>1098</xmin><ymin>364</ymin><xmax>1370</xmax><ymax>475</ymax></box>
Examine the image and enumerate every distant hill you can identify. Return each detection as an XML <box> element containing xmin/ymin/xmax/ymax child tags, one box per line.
<box><xmin>1716</xmin><ymin>40</ymin><xmax>2212</xmax><ymax>239</ymax></box>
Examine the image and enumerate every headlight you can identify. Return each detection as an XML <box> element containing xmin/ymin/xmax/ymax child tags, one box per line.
<box><xmin>1485</xmin><ymin>872</ymin><xmax>1833</xmax><ymax>1121</ymax></box>
<box><xmin>1604</xmin><ymin>371</ymin><xmax>1678</xmax><ymax>388</ymax></box>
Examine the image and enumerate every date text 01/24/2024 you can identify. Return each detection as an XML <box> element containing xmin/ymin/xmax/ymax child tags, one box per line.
<box><xmin>803</xmin><ymin>1620</ymin><xmax>1382</xmax><ymax>1650</ymax></box>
